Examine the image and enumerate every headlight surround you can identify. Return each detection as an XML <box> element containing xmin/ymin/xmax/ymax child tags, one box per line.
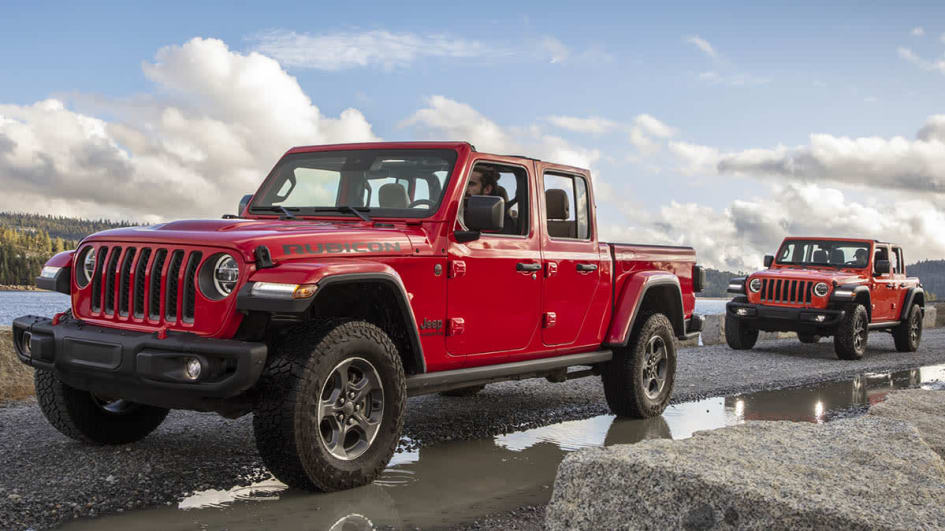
<box><xmin>212</xmin><ymin>255</ymin><xmax>239</xmax><ymax>297</ymax></box>
<box><xmin>749</xmin><ymin>278</ymin><xmax>762</xmax><ymax>293</ymax></box>
<box><xmin>198</xmin><ymin>253</ymin><xmax>240</xmax><ymax>300</ymax></box>
<box><xmin>75</xmin><ymin>247</ymin><xmax>96</xmax><ymax>288</ymax></box>
<box><xmin>813</xmin><ymin>282</ymin><xmax>830</xmax><ymax>298</ymax></box>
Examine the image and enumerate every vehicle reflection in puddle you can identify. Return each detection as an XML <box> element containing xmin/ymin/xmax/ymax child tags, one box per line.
<box><xmin>63</xmin><ymin>364</ymin><xmax>942</xmax><ymax>531</ymax></box>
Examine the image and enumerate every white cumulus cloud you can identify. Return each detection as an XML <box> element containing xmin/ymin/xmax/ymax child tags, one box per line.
<box><xmin>0</xmin><ymin>37</ymin><xmax>378</xmax><ymax>221</ymax></box>
<box><xmin>602</xmin><ymin>183</ymin><xmax>945</xmax><ymax>271</ymax></box>
<box><xmin>401</xmin><ymin>95</ymin><xmax>601</xmax><ymax>170</ymax></box>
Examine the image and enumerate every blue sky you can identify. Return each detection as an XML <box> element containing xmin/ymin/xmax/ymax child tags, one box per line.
<box><xmin>1</xmin><ymin>1</ymin><xmax>944</xmax><ymax>270</ymax></box>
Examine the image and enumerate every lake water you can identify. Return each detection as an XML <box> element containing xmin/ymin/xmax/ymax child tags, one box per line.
<box><xmin>0</xmin><ymin>292</ymin><xmax>729</xmax><ymax>326</ymax></box>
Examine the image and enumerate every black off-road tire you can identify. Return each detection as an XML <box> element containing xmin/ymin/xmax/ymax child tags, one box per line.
<box><xmin>797</xmin><ymin>333</ymin><xmax>821</xmax><ymax>344</ymax></box>
<box><xmin>602</xmin><ymin>313</ymin><xmax>677</xmax><ymax>418</ymax></box>
<box><xmin>725</xmin><ymin>313</ymin><xmax>759</xmax><ymax>350</ymax></box>
<box><xmin>34</xmin><ymin>369</ymin><xmax>169</xmax><ymax>444</ymax></box>
<box><xmin>252</xmin><ymin>320</ymin><xmax>406</xmax><ymax>491</ymax></box>
<box><xmin>834</xmin><ymin>304</ymin><xmax>869</xmax><ymax>360</ymax></box>
<box><xmin>893</xmin><ymin>304</ymin><xmax>922</xmax><ymax>352</ymax></box>
<box><xmin>439</xmin><ymin>385</ymin><xmax>485</xmax><ymax>397</ymax></box>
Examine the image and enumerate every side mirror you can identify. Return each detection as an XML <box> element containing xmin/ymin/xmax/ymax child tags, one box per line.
<box><xmin>238</xmin><ymin>194</ymin><xmax>254</xmax><ymax>216</ymax></box>
<box><xmin>455</xmin><ymin>195</ymin><xmax>504</xmax><ymax>243</ymax></box>
<box><xmin>874</xmin><ymin>259</ymin><xmax>890</xmax><ymax>276</ymax></box>
<box><xmin>763</xmin><ymin>255</ymin><xmax>774</xmax><ymax>268</ymax></box>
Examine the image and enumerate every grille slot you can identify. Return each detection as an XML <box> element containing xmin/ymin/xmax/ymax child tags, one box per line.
<box><xmin>182</xmin><ymin>252</ymin><xmax>202</xmax><ymax>323</ymax></box>
<box><xmin>133</xmin><ymin>248</ymin><xmax>152</xmax><ymax>318</ymax></box>
<box><xmin>760</xmin><ymin>278</ymin><xmax>812</xmax><ymax>305</ymax></box>
<box><xmin>103</xmin><ymin>247</ymin><xmax>122</xmax><ymax>315</ymax></box>
<box><xmin>118</xmin><ymin>248</ymin><xmax>136</xmax><ymax>317</ymax></box>
<box><xmin>165</xmin><ymin>250</ymin><xmax>185</xmax><ymax>322</ymax></box>
<box><xmin>90</xmin><ymin>246</ymin><xmax>108</xmax><ymax>312</ymax></box>
<box><xmin>149</xmin><ymin>249</ymin><xmax>168</xmax><ymax>320</ymax></box>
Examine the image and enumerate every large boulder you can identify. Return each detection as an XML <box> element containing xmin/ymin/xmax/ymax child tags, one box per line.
<box><xmin>871</xmin><ymin>389</ymin><xmax>945</xmax><ymax>458</ymax></box>
<box><xmin>546</xmin><ymin>417</ymin><xmax>945</xmax><ymax>530</ymax></box>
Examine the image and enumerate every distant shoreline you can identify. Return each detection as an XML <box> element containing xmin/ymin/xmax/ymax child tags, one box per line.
<box><xmin>0</xmin><ymin>285</ymin><xmax>40</xmax><ymax>292</ymax></box>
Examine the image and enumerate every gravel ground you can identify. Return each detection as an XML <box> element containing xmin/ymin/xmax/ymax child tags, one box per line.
<box><xmin>2</xmin><ymin>329</ymin><xmax>944</xmax><ymax>530</ymax></box>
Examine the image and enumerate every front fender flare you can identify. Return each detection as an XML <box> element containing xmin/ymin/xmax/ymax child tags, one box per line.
<box><xmin>237</xmin><ymin>260</ymin><xmax>426</xmax><ymax>373</ymax></box>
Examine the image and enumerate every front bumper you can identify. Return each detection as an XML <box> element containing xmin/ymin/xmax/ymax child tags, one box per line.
<box><xmin>12</xmin><ymin>315</ymin><xmax>267</xmax><ymax>410</ymax></box>
<box><xmin>725</xmin><ymin>301</ymin><xmax>846</xmax><ymax>333</ymax></box>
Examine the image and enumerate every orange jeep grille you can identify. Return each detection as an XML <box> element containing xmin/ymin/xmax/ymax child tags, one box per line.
<box><xmin>759</xmin><ymin>278</ymin><xmax>813</xmax><ymax>305</ymax></box>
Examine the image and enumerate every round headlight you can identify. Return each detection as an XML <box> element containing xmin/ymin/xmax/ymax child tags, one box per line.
<box><xmin>83</xmin><ymin>248</ymin><xmax>96</xmax><ymax>281</ymax></box>
<box><xmin>749</xmin><ymin>278</ymin><xmax>762</xmax><ymax>293</ymax></box>
<box><xmin>813</xmin><ymin>282</ymin><xmax>830</xmax><ymax>297</ymax></box>
<box><xmin>212</xmin><ymin>255</ymin><xmax>239</xmax><ymax>297</ymax></box>
<box><xmin>74</xmin><ymin>247</ymin><xmax>96</xmax><ymax>288</ymax></box>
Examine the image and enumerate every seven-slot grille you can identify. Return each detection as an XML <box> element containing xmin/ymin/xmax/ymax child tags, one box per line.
<box><xmin>82</xmin><ymin>245</ymin><xmax>210</xmax><ymax>325</ymax></box>
<box><xmin>758</xmin><ymin>278</ymin><xmax>814</xmax><ymax>305</ymax></box>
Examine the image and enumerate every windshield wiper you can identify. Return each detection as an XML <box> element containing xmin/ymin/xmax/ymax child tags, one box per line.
<box><xmin>314</xmin><ymin>206</ymin><xmax>372</xmax><ymax>222</ymax></box>
<box><xmin>249</xmin><ymin>205</ymin><xmax>299</xmax><ymax>219</ymax></box>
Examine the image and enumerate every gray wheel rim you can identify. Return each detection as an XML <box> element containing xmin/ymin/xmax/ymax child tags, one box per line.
<box><xmin>316</xmin><ymin>357</ymin><xmax>384</xmax><ymax>461</ymax></box>
<box><xmin>91</xmin><ymin>394</ymin><xmax>138</xmax><ymax>415</ymax></box>
<box><xmin>853</xmin><ymin>313</ymin><xmax>867</xmax><ymax>352</ymax></box>
<box><xmin>642</xmin><ymin>336</ymin><xmax>668</xmax><ymax>400</ymax></box>
<box><xmin>911</xmin><ymin>311</ymin><xmax>921</xmax><ymax>344</ymax></box>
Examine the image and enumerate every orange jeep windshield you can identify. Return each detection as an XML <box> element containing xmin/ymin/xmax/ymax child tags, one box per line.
<box><xmin>776</xmin><ymin>240</ymin><xmax>871</xmax><ymax>269</ymax></box>
<box><xmin>251</xmin><ymin>149</ymin><xmax>457</xmax><ymax>219</ymax></box>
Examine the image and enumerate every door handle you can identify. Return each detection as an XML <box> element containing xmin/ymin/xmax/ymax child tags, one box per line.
<box><xmin>516</xmin><ymin>262</ymin><xmax>541</xmax><ymax>272</ymax></box>
<box><xmin>577</xmin><ymin>263</ymin><xmax>598</xmax><ymax>272</ymax></box>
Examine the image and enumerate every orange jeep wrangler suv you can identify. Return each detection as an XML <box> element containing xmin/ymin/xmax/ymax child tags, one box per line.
<box><xmin>726</xmin><ymin>237</ymin><xmax>925</xmax><ymax>360</ymax></box>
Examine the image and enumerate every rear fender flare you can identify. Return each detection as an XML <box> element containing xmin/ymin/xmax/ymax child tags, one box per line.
<box><xmin>605</xmin><ymin>272</ymin><xmax>686</xmax><ymax>346</ymax></box>
<box><xmin>900</xmin><ymin>287</ymin><xmax>925</xmax><ymax>322</ymax></box>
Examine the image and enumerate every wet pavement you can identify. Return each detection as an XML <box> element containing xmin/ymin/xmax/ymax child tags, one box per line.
<box><xmin>60</xmin><ymin>363</ymin><xmax>945</xmax><ymax>531</ymax></box>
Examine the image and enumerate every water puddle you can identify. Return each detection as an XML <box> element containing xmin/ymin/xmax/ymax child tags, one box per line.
<box><xmin>63</xmin><ymin>363</ymin><xmax>944</xmax><ymax>530</ymax></box>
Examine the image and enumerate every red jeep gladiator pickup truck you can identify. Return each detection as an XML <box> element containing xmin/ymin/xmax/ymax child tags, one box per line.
<box><xmin>15</xmin><ymin>142</ymin><xmax>704</xmax><ymax>491</ymax></box>
<box><xmin>726</xmin><ymin>237</ymin><xmax>924</xmax><ymax>360</ymax></box>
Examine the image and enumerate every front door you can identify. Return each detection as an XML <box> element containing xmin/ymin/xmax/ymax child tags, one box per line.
<box><xmin>870</xmin><ymin>245</ymin><xmax>896</xmax><ymax>322</ymax></box>
<box><xmin>446</xmin><ymin>160</ymin><xmax>542</xmax><ymax>362</ymax></box>
<box><xmin>538</xmin><ymin>170</ymin><xmax>602</xmax><ymax>347</ymax></box>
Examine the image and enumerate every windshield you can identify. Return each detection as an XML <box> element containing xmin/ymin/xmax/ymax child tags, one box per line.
<box><xmin>251</xmin><ymin>149</ymin><xmax>457</xmax><ymax>218</ymax></box>
<box><xmin>776</xmin><ymin>240</ymin><xmax>871</xmax><ymax>268</ymax></box>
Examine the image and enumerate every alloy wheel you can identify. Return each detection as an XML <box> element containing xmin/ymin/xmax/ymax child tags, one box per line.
<box><xmin>642</xmin><ymin>336</ymin><xmax>668</xmax><ymax>400</ymax></box>
<box><xmin>316</xmin><ymin>357</ymin><xmax>385</xmax><ymax>461</ymax></box>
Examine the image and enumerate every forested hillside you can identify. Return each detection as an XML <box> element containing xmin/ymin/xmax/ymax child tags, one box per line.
<box><xmin>0</xmin><ymin>213</ymin><xmax>134</xmax><ymax>285</ymax></box>
<box><xmin>908</xmin><ymin>260</ymin><xmax>944</xmax><ymax>300</ymax></box>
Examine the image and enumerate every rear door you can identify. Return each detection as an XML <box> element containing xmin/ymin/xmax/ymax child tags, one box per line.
<box><xmin>537</xmin><ymin>168</ymin><xmax>602</xmax><ymax>347</ymax></box>
<box><xmin>890</xmin><ymin>246</ymin><xmax>909</xmax><ymax>319</ymax></box>
<box><xmin>446</xmin><ymin>159</ymin><xmax>542</xmax><ymax>363</ymax></box>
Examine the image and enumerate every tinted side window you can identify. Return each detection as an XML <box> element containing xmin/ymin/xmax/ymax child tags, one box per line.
<box><xmin>462</xmin><ymin>162</ymin><xmax>529</xmax><ymax>236</ymax></box>
<box><xmin>544</xmin><ymin>173</ymin><xmax>591</xmax><ymax>240</ymax></box>
<box><xmin>891</xmin><ymin>247</ymin><xmax>902</xmax><ymax>274</ymax></box>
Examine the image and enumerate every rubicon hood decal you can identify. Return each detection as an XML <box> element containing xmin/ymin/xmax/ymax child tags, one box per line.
<box><xmin>283</xmin><ymin>241</ymin><xmax>403</xmax><ymax>256</ymax></box>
